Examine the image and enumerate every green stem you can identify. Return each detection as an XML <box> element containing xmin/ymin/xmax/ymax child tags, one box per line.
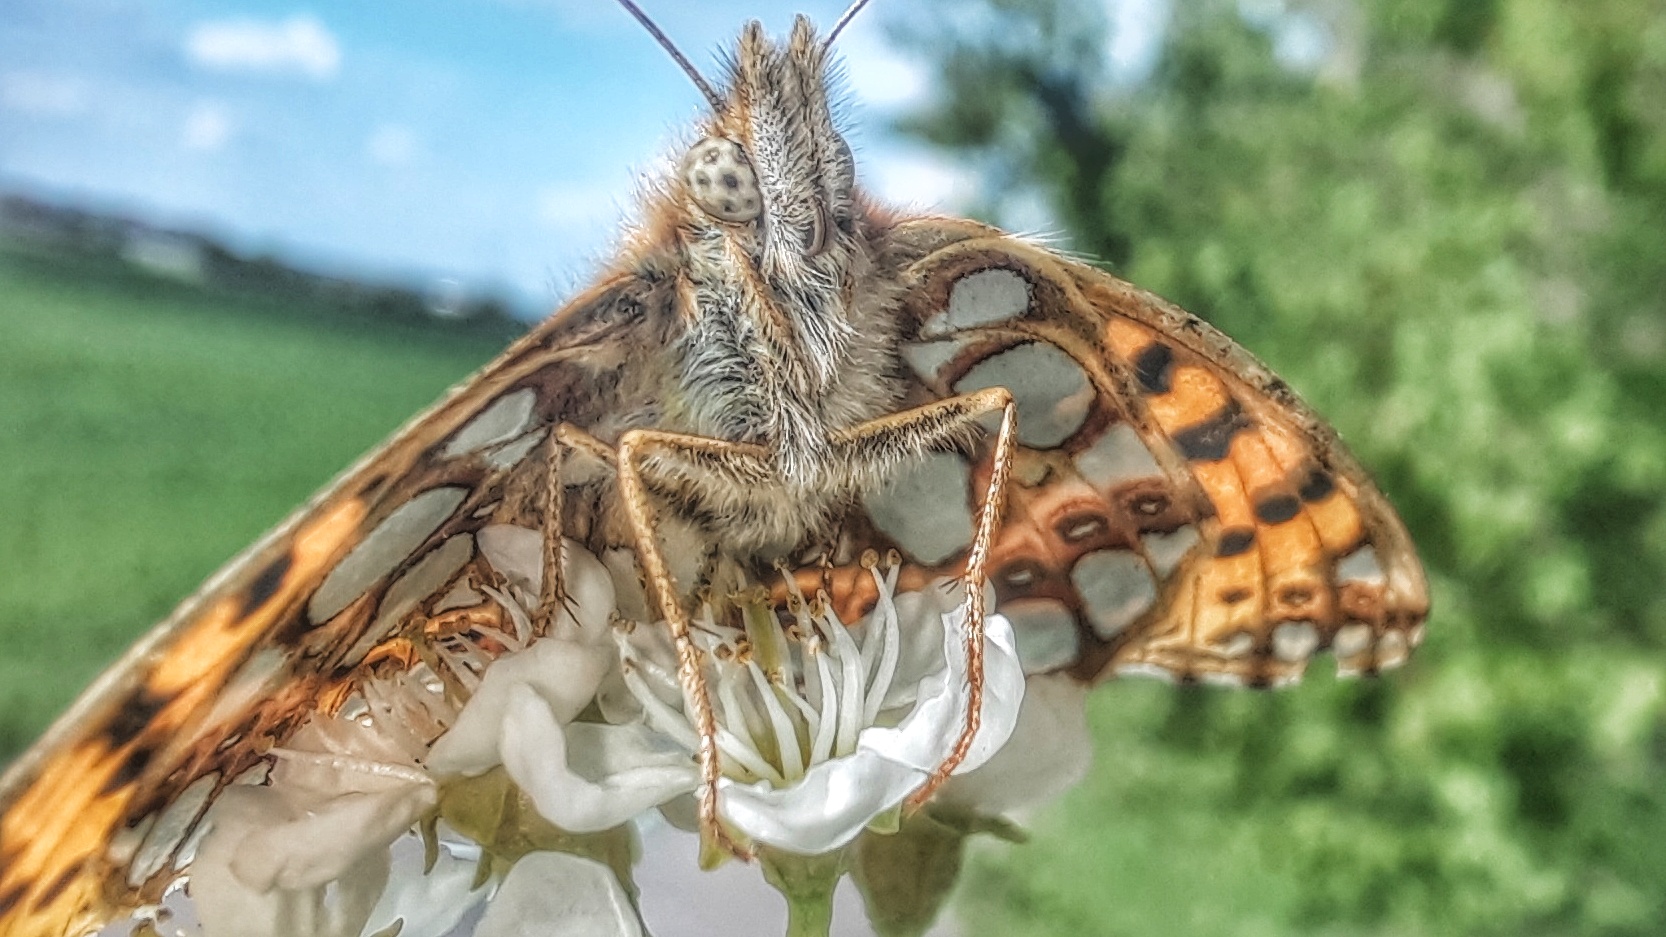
<box><xmin>759</xmin><ymin>848</ymin><xmax>844</xmax><ymax>937</ymax></box>
<box><xmin>784</xmin><ymin>888</ymin><xmax>836</xmax><ymax>937</ymax></box>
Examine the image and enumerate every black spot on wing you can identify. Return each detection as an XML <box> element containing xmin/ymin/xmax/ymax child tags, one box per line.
<box><xmin>1216</xmin><ymin>527</ymin><xmax>1256</xmax><ymax>557</ymax></box>
<box><xmin>241</xmin><ymin>553</ymin><xmax>294</xmax><ymax>617</ymax></box>
<box><xmin>101</xmin><ymin>743</ymin><xmax>158</xmax><ymax>795</ymax></box>
<box><xmin>105</xmin><ymin>687</ymin><xmax>170</xmax><ymax>747</ymax></box>
<box><xmin>1298</xmin><ymin>466</ymin><xmax>1335</xmax><ymax>502</ymax></box>
<box><xmin>1134</xmin><ymin>342</ymin><xmax>1175</xmax><ymax>394</ymax></box>
<box><xmin>1172</xmin><ymin>400</ymin><xmax>1249</xmax><ymax>462</ymax></box>
<box><xmin>1254</xmin><ymin>493</ymin><xmax>1301</xmax><ymax>524</ymax></box>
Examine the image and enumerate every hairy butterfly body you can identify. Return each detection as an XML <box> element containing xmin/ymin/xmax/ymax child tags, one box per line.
<box><xmin>0</xmin><ymin>7</ymin><xmax>1428</xmax><ymax>936</ymax></box>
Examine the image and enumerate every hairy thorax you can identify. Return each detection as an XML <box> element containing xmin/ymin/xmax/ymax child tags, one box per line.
<box><xmin>649</xmin><ymin>224</ymin><xmax>910</xmax><ymax>555</ymax></box>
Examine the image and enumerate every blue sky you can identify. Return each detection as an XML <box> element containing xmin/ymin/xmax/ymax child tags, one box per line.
<box><xmin>0</xmin><ymin>0</ymin><xmax>1169</xmax><ymax>313</ymax></box>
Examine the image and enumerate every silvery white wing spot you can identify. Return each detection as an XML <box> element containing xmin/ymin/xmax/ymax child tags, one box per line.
<box><xmin>0</xmin><ymin>4</ymin><xmax>1428</xmax><ymax>935</ymax></box>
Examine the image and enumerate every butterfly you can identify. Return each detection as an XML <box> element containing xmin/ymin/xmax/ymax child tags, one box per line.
<box><xmin>0</xmin><ymin>3</ymin><xmax>1429</xmax><ymax>935</ymax></box>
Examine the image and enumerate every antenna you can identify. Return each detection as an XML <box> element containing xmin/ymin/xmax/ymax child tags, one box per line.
<box><xmin>825</xmin><ymin>0</ymin><xmax>875</xmax><ymax>48</ymax></box>
<box><xmin>611</xmin><ymin>0</ymin><xmax>724</xmax><ymax>112</ymax></box>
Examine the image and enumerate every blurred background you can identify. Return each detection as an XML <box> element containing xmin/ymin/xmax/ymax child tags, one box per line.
<box><xmin>4</xmin><ymin>0</ymin><xmax>1666</xmax><ymax>935</ymax></box>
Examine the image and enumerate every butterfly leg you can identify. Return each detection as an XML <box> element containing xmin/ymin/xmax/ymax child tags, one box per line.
<box><xmin>615</xmin><ymin>427</ymin><xmax>773</xmax><ymax>860</ymax></box>
<box><xmin>531</xmin><ymin>425</ymin><xmax>620</xmax><ymax>634</ymax></box>
<box><xmin>827</xmin><ymin>387</ymin><xmax>1019</xmax><ymax>808</ymax></box>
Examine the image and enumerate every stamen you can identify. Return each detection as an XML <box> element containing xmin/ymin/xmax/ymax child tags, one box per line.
<box><xmin>359</xmin><ymin>690</ymin><xmax>428</xmax><ymax>757</ymax></box>
<box><xmin>862</xmin><ymin>566</ymin><xmax>902</xmax><ymax>725</ymax></box>
<box><xmin>267</xmin><ymin>748</ymin><xmax>432</xmax><ymax>787</ymax></box>
<box><xmin>481</xmin><ymin>584</ymin><xmax>533</xmax><ymax>650</ymax></box>
<box><xmin>614</xmin><ymin>563</ymin><xmax>975</xmax><ymax>803</ymax></box>
<box><xmin>748</xmin><ymin>662</ymin><xmax>805</xmax><ymax>780</ymax></box>
<box><xmin>436</xmin><ymin>640</ymin><xmax>486</xmax><ymax>694</ymax></box>
<box><xmin>790</xmin><ymin>588</ymin><xmax>825</xmax><ymax>710</ymax></box>
<box><xmin>717</xmin><ymin>667</ymin><xmax>775</xmax><ymax>768</ymax></box>
<box><xmin>741</xmin><ymin>597</ymin><xmax>790</xmax><ymax>683</ymax></box>
<box><xmin>820</xmin><ymin>600</ymin><xmax>866</xmax><ymax>756</ymax></box>
<box><xmin>622</xmin><ymin>665</ymin><xmax>702</xmax><ymax>752</ymax></box>
<box><xmin>773</xmin><ymin>617</ymin><xmax>801</xmax><ymax>690</ymax></box>
<box><xmin>777</xmin><ymin>677</ymin><xmax>823</xmax><ymax>746</ymax></box>
<box><xmin>857</xmin><ymin>602</ymin><xmax>882</xmax><ymax>676</ymax></box>
<box><xmin>809</xmin><ymin>649</ymin><xmax>840</xmax><ymax>763</ymax></box>
<box><xmin>614</xmin><ymin>633</ymin><xmax>681</xmax><ymax>694</ymax></box>
<box><xmin>715</xmin><ymin>726</ymin><xmax>786</xmax><ymax>786</ymax></box>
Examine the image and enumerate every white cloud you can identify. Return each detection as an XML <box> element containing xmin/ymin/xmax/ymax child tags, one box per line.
<box><xmin>184</xmin><ymin>14</ymin><xmax>342</xmax><ymax>81</ymax></box>
<box><xmin>0</xmin><ymin>70</ymin><xmax>91</xmax><ymax>117</ymax></box>
<box><xmin>366</xmin><ymin>124</ymin><xmax>417</xmax><ymax>166</ymax></box>
<box><xmin>183</xmin><ymin>101</ymin><xmax>233</xmax><ymax>151</ymax></box>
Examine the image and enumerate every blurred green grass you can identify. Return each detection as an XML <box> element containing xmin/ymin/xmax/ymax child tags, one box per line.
<box><xmin>0</xmin><ymin>246</ymin><xmax>505</xmax><ymax>759</ymax></box>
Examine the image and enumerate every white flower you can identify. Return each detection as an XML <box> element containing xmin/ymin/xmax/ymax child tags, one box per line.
<box><xmin>360</xmin><ymin>838</ymin><xmax>490</xmax><ymax>937</ymax></box>
<box><xmin>427</xmin><ymin>637</ymin><xmax>700</xmax><ymax>834</ymax></box>
<box><xmin>188</xmin><ymin>530</ymin><xmax>610</xmax><ymax>937</ymax></box>
<box><xmin>473</xmin><ymin>851</ymin><xmax>643</xmax><ymax>937</ymax></box>
<box><xmin>190</xmin><ymin>705</ymin><xmax>439</xmax><ymax>937</ymax></box>
<box><xmin>437</xmin><ymin>554</ymin><xmax>1028</xmax><ymax>857</ymax></box>
<box><xmin>710</xmin><ymin>588</ymin><xmax>1027</xmax><ymax>853</ymax></box>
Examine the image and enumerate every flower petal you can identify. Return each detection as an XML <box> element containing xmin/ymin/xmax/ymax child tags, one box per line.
<box><xmin>427</xmin><ymin>638</ymin><xmax>614</xmax><ymax>776</ymax></box>
<box><xmin>192</xmin><ymin>787</ymin><xmax>393</xmax><ymax>937</ymax></box>
<box><xmin>361</xmin><ymin>838</ymin><xmax>489</xmax><ymax>937</ymax></box>
<box><xmin>942</xmin><ymin>673</ymin><xmax>1093</xmax><ymax>816</ymax></box>
<box><xmin>476</xmin><ymin>530</ymin><xmax>615</xmax><ymax>642</ymax></box>
<box><xmin>718</xmin><ymin>615</ymin><xmax>1027</xmax><ymax>853</ymax></box>
<box><xmin>474</xmin><ymin>851</ymin><xmax>643</xmax><ymax>937</ymax></box>
<box><xmin>235</xmin><ymin>785</ymin><xmax>437</xmax><ymax>891</ymax></box>
<box><xmin>500</xmin><ymin>685</ymin><xmax>700</xmax><ymax>833</ymax></box>
<box><xmin>876</xmin><ymin>584</ymin><xmax>955</xmax><ymax>711</ymax></box>
<box><xmin>719</xmin><ymin>748</ymin><xmax>927</xmax><ymax>854</ymax></box>
<box><xmin>860</xmin><ymin>612</ymin><xmax>1025</xmax><ymax>777</ymax></box>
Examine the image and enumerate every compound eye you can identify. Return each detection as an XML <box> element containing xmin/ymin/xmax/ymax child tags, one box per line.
<box><xmin>682</xmin><ymin>138</ymin><xmax>761</xmax><ymax>223</ymax></box>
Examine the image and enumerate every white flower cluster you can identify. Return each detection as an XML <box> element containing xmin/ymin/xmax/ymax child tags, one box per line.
<box><xmin>176</xmin><ymin>528</ymin><xmax>1093</xmax><ymax>937</ymax></box>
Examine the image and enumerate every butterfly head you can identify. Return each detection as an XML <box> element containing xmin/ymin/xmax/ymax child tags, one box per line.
<box><xmin>678</xmin><ymin>17</ymin><xmax>861</xmax><ymax>276</ymax></box>
<box><xmin>626</xmin><ymin>5</ymin><xmax>900</xmax><ymax>476</ymax></box>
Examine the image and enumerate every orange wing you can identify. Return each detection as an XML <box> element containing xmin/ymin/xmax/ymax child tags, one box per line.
<box><xmin>0</xmin><ymin>274</ymin><xmax>660</xmax><ymax>937</ymax></box>
<box><xmin>810</xmin><ymin>229</ymin><xmax>1428</xmax><ymax>687</ymax></box>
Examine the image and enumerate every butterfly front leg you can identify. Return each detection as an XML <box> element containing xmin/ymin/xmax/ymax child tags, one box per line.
<box><xmin>828</xmin><ymin>386</ymin><xmax>1020</xmax><ymax>809</ymax></box>
<box><xmin>532</xmin><ymin>424</ymin><xmax>620</xmax><ymax>634</ymax></box>
<box><xmin>615</xmin><ymin>427</ymin><xmax>773</xmax><ymax>861</ymax></box>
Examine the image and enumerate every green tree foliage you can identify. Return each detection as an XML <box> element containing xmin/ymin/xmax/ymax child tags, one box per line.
<box><xmin>894</xmin><ymin>0</ymin><xmax>1666</xmax><ymax>933</ymax></box>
